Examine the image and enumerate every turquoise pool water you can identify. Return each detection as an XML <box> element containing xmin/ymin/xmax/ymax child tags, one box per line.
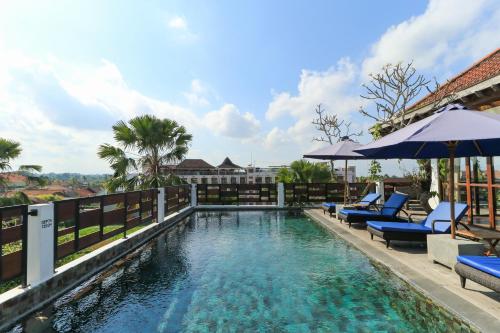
<box><xmin>7</xmin><ymin>211</ymin><xmax>472</xmax><ymax>332</ymax></box>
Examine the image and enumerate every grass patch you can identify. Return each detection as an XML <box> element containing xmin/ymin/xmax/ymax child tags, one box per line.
<box><xmin>56</xmin><ymin>224</ymin><xmax>147</xmax><ymax>267</ymax></box>
<box><xmin>2</xmin><ymin>240</ymin><xmax>22</xmax><ymax>255</ymax></box>
<box><xmin>0</xmin><ymin>277</ymin><xmax>22</xmax><ymax>294</ymax></box>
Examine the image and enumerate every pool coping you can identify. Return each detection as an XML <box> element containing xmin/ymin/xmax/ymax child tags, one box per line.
<box><xmin>305</xmin><ymin>209</ymin><xmax>500</xmax><ymax>333</ymax></box>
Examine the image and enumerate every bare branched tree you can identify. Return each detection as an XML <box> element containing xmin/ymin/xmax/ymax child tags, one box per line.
<box><xmin>312</xmin><ymin>104</ymin><xmax>362</xmax><ymax>144</ymax></box>
<box><xmin>359</xmin><ymin>61</ymin><xmax>430</xmax><ymax>133</ymax></box>
<box><xmin>312</xmin><ymin>104</ymin><xmax>362</xmax><ymax>181</ymax></box>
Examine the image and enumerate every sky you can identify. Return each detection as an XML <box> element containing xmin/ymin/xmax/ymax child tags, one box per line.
<box><xmin>0</xmin><ymin>0</ymin><xmax>499</xmax><ymax>176</ymax></box>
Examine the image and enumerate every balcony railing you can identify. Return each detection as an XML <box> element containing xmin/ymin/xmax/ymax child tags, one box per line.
<box><xmin>0</xmin><ymin>205</ymin><xmax>28</xmax><ymax>286</ymax></box>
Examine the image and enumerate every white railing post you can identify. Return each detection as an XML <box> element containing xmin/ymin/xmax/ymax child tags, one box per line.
<box><xmin>375</xmin><ymin>180</ymin><xmax>385</xmax><ymax>204</ymax></box>
<box><xmin>191</xmin><ymin>184</ymin><xmax>197</xmax><ymax>207</ymax></box>
<box><xmin>277</xmin><ymin>182</ymin><xmax>285</xmax><ymax>207</ymax></box>
<box><xmin>157</xmin><ymin>188</ymin><xmax>165</xmax><ymax>223</ymax></box>
<box><xmin>26</xmin><ymin>203</ymin><xmax>54</xmax><ymax>286</ymax></box>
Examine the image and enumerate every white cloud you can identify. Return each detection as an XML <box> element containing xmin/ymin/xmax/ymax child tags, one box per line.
<box><xmin>204</xmin><ymin>104</ymin><xmax>260</xmax><ymax>139</ymax></box>
<box><xmin>264</xmin><ymin>58</ymin><xmax>361</xmax><ymax>149</ymax></box>
<box><xmin>183</xmin><ymin>79</ymin><xmax>210</xmax><ymax>107</ymax></box>
<box><xmin>0</xmin><ymin>51</ymin><xmax>203</xmax><ymax>173</ymax></box>
<box><xmin>166</xmin><ymin>15</ymin><xmax>198</xmax><ymax>42</ymax></box>
<box><xmin>168</xmin><ymin>16</ymin><xmax>187</xmax><ymax>30</ymax></box>
<box><xmin>362</xmin><ymin>0</ymin><xmax>499</xmax><ymax>77</ymax></box>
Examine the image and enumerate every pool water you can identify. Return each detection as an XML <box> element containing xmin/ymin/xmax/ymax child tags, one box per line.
<box><xmin>7</xmin><ymin>211</ymin><xmax>473</xmax><ymax>332</ymax></box>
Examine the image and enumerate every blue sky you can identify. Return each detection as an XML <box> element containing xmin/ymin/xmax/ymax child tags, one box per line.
<box><xmin>0</xmin><ymin>0</ymin><xmax>499</xmax><ymax>175</ymax></box>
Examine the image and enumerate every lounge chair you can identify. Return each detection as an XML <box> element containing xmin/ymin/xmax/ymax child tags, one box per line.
<box><xmin>338</xmin><ymin>192</ymin><xmax>409</xmax><ymax>228</ymax></box>
<box><xmin>366</xmin><ymin>202</ymin><xmax>468</xmax><ymax>248</ymax></box>
<box><xmin>454</xmin><ymin>256</ymin><xmax>500</xmax><ymax>292</ymax></box>
<box><xmin>321</xmin><ymin>193</ymin><xmax>380</xmax><ymax>216</ymax></box>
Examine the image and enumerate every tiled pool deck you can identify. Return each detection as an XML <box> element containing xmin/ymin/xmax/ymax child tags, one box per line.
<box><xmin>305</xmin><ymin>209</ymin><xmax>500</xmax><ymax>333</ymax></box>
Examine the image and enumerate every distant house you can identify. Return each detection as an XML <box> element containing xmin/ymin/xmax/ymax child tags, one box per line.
<box><xmin>0</xmin><ymin>173</ymin><xmax>28</xmax><ymax>190</ymax></box>
<box><xmin>161</xmin><ymin>157</ymin><xmax>280</xmax><ymax>185</ymax></box>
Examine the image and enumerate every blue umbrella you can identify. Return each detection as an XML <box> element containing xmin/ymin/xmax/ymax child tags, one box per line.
<box><xmin>303</xmin><ymin>137</ymin><xmax>365</xmax><ymax>160</ymax></box>
<box><xmin>304</xmin><ymin>137</ymin><xmax>368</xmax><ymax>204</ymax></box>
<box><xmin>355</xmin><ymin>104</ymin><xmax>500</xmax><ymax>237</ymax></box>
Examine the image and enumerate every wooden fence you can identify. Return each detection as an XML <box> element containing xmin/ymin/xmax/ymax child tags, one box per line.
<box><xmin>0</xmin><ymin>205</ymin><xmax>28</xmax><ymax>286</ymax></box>
<box><xmin>53</xmin><ymin>189</ymin><xmax>159</xmax><ymax>261</ymax></box>
<box><xmin>284</xmin><ymin>183</ymin><xmax>368</xmax><ymax>204</ymax></box>
<box><xmin>196</xmin><ymin>184</ymin><xmax>277</xmax><ymax>205</ymax></box>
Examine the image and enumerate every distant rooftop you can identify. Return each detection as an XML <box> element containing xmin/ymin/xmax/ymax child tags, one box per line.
<box><xmin>218</xmin><ymin>157</ymin><xmax>242</xmax><ymax>169</ymax></box>
<box><xmin>176</xmin><ymin>159</ymin><xmax>215</xmax><ymax>170</ymax></box>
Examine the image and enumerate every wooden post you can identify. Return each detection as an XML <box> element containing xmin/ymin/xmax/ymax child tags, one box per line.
<box><xmin>344</xmin><ymin>160</ymin><xmax>348</xmax><ymax>205</ymax></box>
<box><xmin>472</xmin><ymin>158</ymin><xmax>480</xmax><ymax>215</ymax></box>
<box><xmin>465</xmin><ymin>157</ymin><xmax>472</xmax><ymax>224</ymax></box>
<box><xmin>486</xmin><ymin>157</ymin><xmax>495</xmax><ymax>229</ymax></box>
<box><xmin>448</xmin><ymin>143</ymin><xmax>457</xmax><ymax>239</ymax></box>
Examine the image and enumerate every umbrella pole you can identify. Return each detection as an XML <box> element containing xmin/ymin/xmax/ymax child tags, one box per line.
<box><xmin>344</xmin><ymin>160</ymin><xmax>348</xmax><ymax>205</ymax></box>
<box><xmin>448</xmin><ymin>142</ymin><xmax>457</xmax><ymax>239</ymax></box>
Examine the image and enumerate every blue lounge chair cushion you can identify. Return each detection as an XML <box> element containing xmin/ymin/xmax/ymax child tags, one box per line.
<box><xmin>359</xmin><ymin>193</ymin><xmax>380</xmax><ymax>204</ymax></box>
<box><xmin>340</xmin><ymin>209</ymin><xmax>383</xmax><ymax>217</ymax></box>
<box><xmin>379</xmin><ymin>193</ymin><xmax>408</xmax><ymax>217</ymax></box>
<box><xmin>367</xmin><ymin>221</ymin><xmax>433</xmax><ymax>233</ymax></box>
<box><xmin>421</xmin><ymin>202</ymin><xmax>468</xmax><ymax>232</ymax></box>
<box><xmin>322</xmin><ymin>193</ymin><xmax>380</xmax><ymax>210</ymax></box>
<box><xmin>340</xmin><ymin>192</ymin><xmax>408</xmax><ymax>219</ymax></box>
<box><xmin>367</xmin><ymin>202</ymin><xmax>468</xmax><ymax>234</ymax></box>
<box><xmin>457</xmin><ymin>256</ymin><xmax>500</xmax><ymax>278</ymax></box>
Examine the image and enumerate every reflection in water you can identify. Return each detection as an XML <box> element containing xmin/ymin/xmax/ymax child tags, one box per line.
<box><xmin>7</xmin><ymin>211</ymin><xmax>474</xmax><ymax>333</ymax></box>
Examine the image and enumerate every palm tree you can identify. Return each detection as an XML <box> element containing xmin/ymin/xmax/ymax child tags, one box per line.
<box><xmin>0</xmin><ymin>138</ymin><xmax>22</xmax><ymax>172</ymax></box>
<box><xmin>98</xmin><ymin>115</ymin><xmax>192</xmax><ymax>192</ymax></box>
<box><xmin>277</xmin><ymin>160</ymin><xmax>331</xmax><ymax>183</ymax></box>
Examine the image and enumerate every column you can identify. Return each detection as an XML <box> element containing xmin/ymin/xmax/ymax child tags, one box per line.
<box><xmin>26</xmin><ymin>203</ymin><xmax>54</xmax><ymax>286</ymax></box>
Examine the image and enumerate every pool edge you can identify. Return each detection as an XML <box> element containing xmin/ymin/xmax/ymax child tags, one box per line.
<box><xmin>304</xmin><ymin>209</ymin><xmax>499</xmax><ymax>333</ymax></box>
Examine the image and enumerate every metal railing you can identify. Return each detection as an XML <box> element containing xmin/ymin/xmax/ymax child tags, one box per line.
<box><xmin>0</xmin><ymin>205</ymin><xmax>28</xmax><ymax>286</ymax></box>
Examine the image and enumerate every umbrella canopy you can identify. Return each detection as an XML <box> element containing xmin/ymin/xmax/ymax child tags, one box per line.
<box><xmin>354</xmin><ymin>103</ymin><xmax>500</xmax><ymax>238</ymax></box>
<box><xmin>354</xmin><ymin>104</ymin><xmax>500</xmax><ymax>159</ymax></box>
<box><xmin>304</xmin><ymin>137</ymin><xmax>368</xmax><ymax>205</ymax></box>
<box><xmin>303</xmin><ymin>137</ymin><xmax>366</xmax><ymax>160</ymax></box>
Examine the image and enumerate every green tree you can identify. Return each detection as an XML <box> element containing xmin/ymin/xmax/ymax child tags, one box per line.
<box><xmin>98</xmin><ymin>115</ymin><xmax>192</xmax><ymax>192</ymax></box>
<box><xmin>0</xmin><ymin>138</ymin><xmax>42</xmax><ymax>198</ymax></box>
<box><xmin>0</xmin><ymin>138</ymin><xmax>22</xmax><ymax>172</ymax></box>
<box><xmin>277</xmin><ymin>160</ymin><xmax>331</xmax><ymax>183</ymax></box>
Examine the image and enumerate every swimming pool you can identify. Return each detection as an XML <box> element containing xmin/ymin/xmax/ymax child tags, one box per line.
<box><xmin>6</xmin><ymin>211</ymin><xmax>474</xmax><ymax>332</ymax></box>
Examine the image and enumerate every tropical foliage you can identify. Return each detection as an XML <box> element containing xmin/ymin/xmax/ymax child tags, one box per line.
<box><xmin>0</xmin><ymin>138</ymin><xmax>43</xmax><ymax>206</ymax></box>
<box><xmin>98</xmin><ymin>115</ymin><xmax>192</xmax><ymax>192</ymax></box>
<box><xmin>277</xmin><ymin>160</ymin><xmax>331</xmax><ymax>183</ymax></box>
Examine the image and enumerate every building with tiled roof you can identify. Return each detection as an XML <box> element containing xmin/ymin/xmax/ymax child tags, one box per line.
<box><xmin>402</xmin><ymin>48</ymin><xmax>500</xmax><ymax>124</ymax></box>
<box><xmin>217</xmin><ymin>157</ymin><xmax>242</xmax><ymax>169</ymax></box>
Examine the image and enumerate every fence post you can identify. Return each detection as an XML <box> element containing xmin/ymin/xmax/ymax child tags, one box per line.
<box><xmin>191</xmin><ymin>184</ymin><xmax>197</xmax><ymax>207</ymax></box>
<box><xmin>26</xmin><ymin>203</ymin><xmax>54</xmax><ymax>287</ymax></box>
<box><xmin>277</xmin><ymin>182</ymin><xmax>285</xmax><ymax>208</ymax></box>
<box><xmin>157</xmin><ymin>188</ymin><xmax>165</xmax><ymax>223</ymax></box>
<box><xmin>376</xmin><ymin>180</ymin><xmax>385</xmax><ymax>204</ymax></box>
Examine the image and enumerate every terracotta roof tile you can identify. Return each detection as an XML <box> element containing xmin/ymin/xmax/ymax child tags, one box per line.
<box><xmin>409</xmin><ymin>48</ymin><xmax>500</xmax><ymax>111</ymax></box>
